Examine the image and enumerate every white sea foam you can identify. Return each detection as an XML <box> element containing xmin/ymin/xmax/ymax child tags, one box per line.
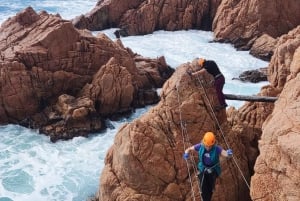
<box><xmin>0</xmin><ymin>107</ymin><xmax>150</xmax><ymax>201</ymax></box>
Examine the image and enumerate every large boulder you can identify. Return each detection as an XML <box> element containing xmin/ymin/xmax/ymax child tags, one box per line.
<box><xmin>98</xmin><ymin>60</ymin><xmax>251</xmax><ymax>201</ymax></box>
<box><xmin>0</xmin><ymin>7</ymin><xmax>174</xmax><ymax>141</ymax></box>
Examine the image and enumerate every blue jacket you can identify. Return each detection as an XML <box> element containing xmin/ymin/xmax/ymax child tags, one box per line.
<box><xmin>198</xmin><ymin>144</ymin><xmax>221</xmax><ymax>176</ymax></box>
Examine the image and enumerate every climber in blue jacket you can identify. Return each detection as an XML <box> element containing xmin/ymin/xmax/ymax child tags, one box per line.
<box><xmin>183</xmin><ymin>132</ymin><xmax>233</xmax><ymax>201</ymax></box>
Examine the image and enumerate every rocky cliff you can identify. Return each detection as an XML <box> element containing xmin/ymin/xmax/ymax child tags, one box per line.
<box><xmin>1</xmin><ymin>1</ymin><xmax>299</xmax><ymax>200</ymax></box>
<box><xmin>250</xmin><ymin>26</ymin><xmax>300</xmax><ymax>201</ymax></box>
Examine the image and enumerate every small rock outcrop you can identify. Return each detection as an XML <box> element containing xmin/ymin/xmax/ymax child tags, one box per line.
<box><xmin>98</xmin><ymin>60</ymin><xmax>251</xmax><ymax>201</ymax></box>
<box><xmin>0</xmin><ymin>7</ymin><xmax>174</xmax><ymax>141</ymax></box>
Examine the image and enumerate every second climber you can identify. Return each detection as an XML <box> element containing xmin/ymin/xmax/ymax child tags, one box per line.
<box><xmin>183</xmin><ymin>132</ymin><xmax>233</xmax><ymax>201</ymax></box>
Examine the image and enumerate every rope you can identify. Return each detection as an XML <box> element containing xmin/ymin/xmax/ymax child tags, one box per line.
<box><xmin>195</xmin><ymin>75</ymin><xmax>251</xmax><ymax>189</ymax></box>
<box><xmin>175</xmin><ymin>79</ymin><xmax>202</xmax><ymax>201</ymax></box>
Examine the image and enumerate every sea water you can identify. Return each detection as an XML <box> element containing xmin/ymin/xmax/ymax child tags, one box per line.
<box><xmin>0</xmin><ymin>1</ymin><xmax>269</xmax><ymax>200</ymax></box>
<box><xmin>0</xmin><ymin>0</ymin><xmax>97</xmax><ymax>24</ymax></box>
<box><xmin>0</xmin><ymin>108</ymin><xmax>148</xmax><ymax>201</ymax></box>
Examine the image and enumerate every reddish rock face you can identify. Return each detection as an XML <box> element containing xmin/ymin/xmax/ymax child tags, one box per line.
<box><xmin>98</xmin><ymin>60</ymin><xmax>251</xmax><ymax>201</ymax></box>
<box><xmin>213</xmin><ymin>0</ymin><xmax>300</xmax><ymax>50</ymax></box>
<box><xmin>73</xmin><ymin>0</ymin><xmax>222</xmax><ymax>34</ymax></box>
<box><xmin>224</xmin><ymin>27</ymin><xmax>300</xmax><ymax>201</ymax></box>
<box><xmin>0</xmin><ymin>7</ymin><xmax>174</xmax><ymax>141</ymax></box>
<box><xmin>250</xmin><ymin>26</ymin><xmax>300</xmax><ymax>201</ymax></box>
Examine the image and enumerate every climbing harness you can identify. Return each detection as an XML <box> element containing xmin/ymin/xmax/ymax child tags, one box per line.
<box><xmin>199</xmin><ymin>161</ymin><xmax>220</xmax><ymax>188</ymax></box>
<box><xmin>194</xmin><ymin>75</ymin><xmax>251</xmax><ymax>189</ymax></box>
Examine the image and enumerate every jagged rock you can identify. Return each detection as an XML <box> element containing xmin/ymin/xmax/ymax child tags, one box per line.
<box><xmin>250</xmin><ymin>26</ymin><xmax>300</xmax><ymax>201</ymax></box>
<box><xmin>73</xmin><ymin>0</ymin><xmax>222</xmax><ymax>34</ymax></box>
<box><xmin>213</xmin><ymin>0</ymin><xmax>300</xmax><ymax>50</ymax></box>
<box><xmin>98</xmin><ymin>60</ymin><xmax>251</xmax><ymax>201</ymax></box>
<box><xmin>0</xmin><ymin>7</ymin><xmax>173</xmax><ymax>140</ymax></box>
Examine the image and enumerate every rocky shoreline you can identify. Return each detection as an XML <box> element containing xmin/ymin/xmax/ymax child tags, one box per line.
<box><xmin>1</xmin><ymin>0</ymin><xmax>299</xmax><ymax>200</ymax></box>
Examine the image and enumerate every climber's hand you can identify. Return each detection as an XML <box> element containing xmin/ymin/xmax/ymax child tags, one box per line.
<box><xmin>227</xmin><ymin>149</ymin><xmax>233</xmax><ymax>157</ymax></box>
<box><xmin>183</xmin><ymin>152</ymin><xmax>189</xmax><ymax>160</ymax></box>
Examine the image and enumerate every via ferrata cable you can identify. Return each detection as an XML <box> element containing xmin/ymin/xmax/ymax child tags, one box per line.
<box><xmin>195</xmin><ymin>75</ymin><xmax>250</xmax><ymax>189</ymax></box>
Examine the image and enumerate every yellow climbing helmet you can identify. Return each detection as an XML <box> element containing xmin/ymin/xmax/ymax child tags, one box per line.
<box><xmin>198</xmin><ymin>58</ymin><xmax>205</xmax><ymax>67</ymax></box>
<box><xmin>202</xmin><ymin>132</ymin><xmax>216</xmax><ymax>146</ymax></box>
